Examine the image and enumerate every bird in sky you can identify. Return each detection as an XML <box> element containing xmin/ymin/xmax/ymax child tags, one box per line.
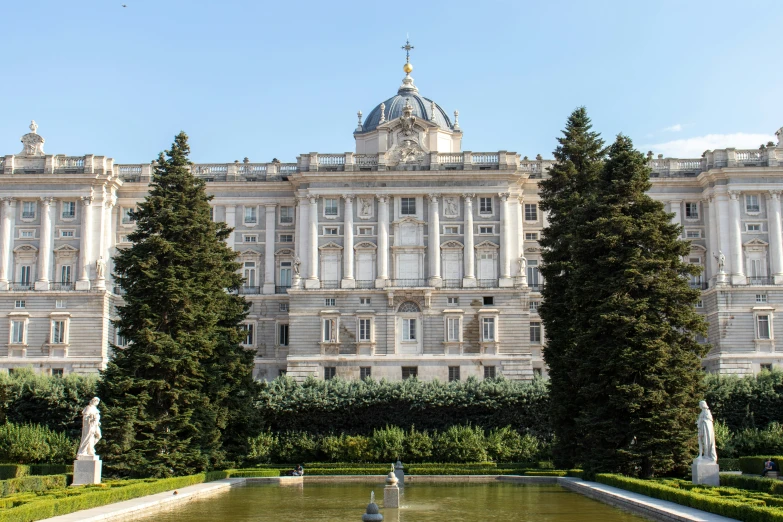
<box><xmin>121</xmin><ymin>4</ymin><xmax>127</xmax><ymax>7</ymax></box>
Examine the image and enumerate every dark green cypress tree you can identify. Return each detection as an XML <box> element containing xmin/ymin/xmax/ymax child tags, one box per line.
<box><xmin>572</xmin><ymin>135</ymin><xmax>707</xmax><ymax>478</ymax></box>
<box><xmin>539</xmin><ymin>108</ymin><xmax>605</xmax><ymax>468</ymax></box>
<box><xmin>97</xmin><ymin>132</ymin><xmax>259</xmax><ymax>477</ymax></box>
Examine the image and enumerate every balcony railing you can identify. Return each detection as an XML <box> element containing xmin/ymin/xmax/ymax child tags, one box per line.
<box><xmin>10</xmin><ymin>282</ymin><xmax>33</xmax><ymax>291</ymax></box>
<box><xmin>50</xmin><ymin>282</ymin><xmax>74</xmax><ymax>291</ymax></box>
<box><xmin>21</xmin><ymin>212</ymin><xmax>35</xmax><ymax>219</ymax></box>
<box><xmin>477</xmin><ymin>279</ymin><xmax>499</xmax><ymax>288</ymax></box>
<box><xmin>238</xmin><ymin>285</ymin><xmax>261</xmax><ymax>295</ymax></box>
<box><xmin>320</xmin><ymin>280</ymin><xmax>340</xmax><ymax>289</ymax></box>
<box><xmin>442</xmin><ymin>279</ymin><xmax>463</xmax><ymax>288</ymax></box>
<box><xmin>528</xmin><ymin>283</ymin><xmax>544</xmax><ymax>292</ymax></box>
<box><xmin>389</xmin><ymin>279</ymin><xmax>427</xmax><ymax>288</ymax></box>
<box><xmin>689</xmin><ymin>281</ymin><xmax>709</xmax><ymax>290</ymax></box>
<box><xmin>744</xmin><ymin>277</ymin><xmax>775</xmax><ymax>286</ymax></box>
<box><xmin>355</xmin><ymin>280</ymin><xmax>375</xmax><ymax>289</ymax></box>
<box><xmin>275</xmin><ymin>285</ymin><xmax>291</xmax><ymax>294</ymax></box>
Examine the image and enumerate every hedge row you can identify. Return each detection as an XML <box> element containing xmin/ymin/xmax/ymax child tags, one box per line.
<box><xmin>0</xmin><ymin>471</ymin><xmax>228</xmax><ymax>522</ymax></box>
<box><xmin>720</xmin><ymin>458</ymin><xmax>741</xmax><ymax>472</ymax></box>
<box><xmin>722</xmin><ymin>474</ymin><xmax>783</xmax><ymax>495</ymax></box>
<box><xmin>0</xmin><ymin>465</ymin><xmax>72</xmax><ymax>481</ymax></box>
<box><xmin>0</xmin><ymin>475</ymin><xmax>67</xmax><ymax>498</ymax></box>
<box><xmin>596</xmin><ymin>474</ymin><xmax>783</xmax><ymax>522</ymax></box>
<box><xmin>223</xmin><ymin>470</ymin><xmax>280</xmax><ymax>478</ymax></box>
<box><xmin>740</xmin><ymin>457</ymin><xmax>783</xmax><ymax>476</ymax></box>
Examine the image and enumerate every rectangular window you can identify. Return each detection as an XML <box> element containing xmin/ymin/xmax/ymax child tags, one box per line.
<box><xmin>60</xmin><ymin>265</ymin><xmax>72</xmax><ymax>283</ymax></box>
<box><xmin>358</xmin><ymin>226</ymin><xmax>373</xmax><ymax>235</ymax></box>
<box><xmin>747</xmin><ymin>223</ymin><xmax>761</xmax><ymax>232</ymax></box>
<box><xmin>696</xmin><ymin>300</ymin><xmax>704</xmax><ymax>308</ymax></box>
<box><xmin>324</xmin><ymin>198</ymin><xmax>338</xmax><ymax>216</ymax></box>
<box><xmin>51</xmin><ymin>321</ymin><xmax>65</xmax><ymax>344</ymax></box>
<box><xmin>279</xmin><ymin>234</ymin><xmax>293</xmax><ymax>243</ymax></box>
<box><xmin>402</xmin><ymin>366</ymin><xmax>418</xmax><ymax>380</ymax></box>
<box><xmin>20</xmin><ymin>266</ymin><xmax>32</xmax><ymax>285</ymax></box>
<box><xmin>278</xmin><ymin>324</ymin><xmax>289</xmax><ymax>346</ymax></box>
<box><xmin>757</xmin><ymin>294</ymin><xmax>768</xmax><ymax>303</ymax></box>
<box><xmin>757</xmin><ymin>315</ymin><xmax>771</xmax><ymax>340</ymax></box>
<box><xmin>479</xmin><ymin>197</ymin><xmax>493</xmax><ymax>214</ymax></box>
<box><xmin>525</xmin><ymin>204</ymin><xmax>538</xmax><ymax>221</ymax></box>
<box><xmin>482</xmin><ymin>317</ymin><xmax>496</xmax><ymax>341</ymax></box>
<box><xmin>529</xmin><ymin>301</ymin><xmax>539</xmax><ymax>313</ymax></box>
<box><xmin>209</xmin><ymin>207</ymin><xmax>214</xmax><ymax>221</ymax></box>
<box><xmin>447</xmin><ymin>317</ymin><xmax>460</xmax><ymax>341</ymax></box>
<box><xmin>403</xmin><ymin>318</ymin><xmax>417</xmax><ymax>341</ymax></box>
<box><xmin>116</xmin><ymin>332</ymin><xmax>128</xmax><ymax>347</ymax></box>
<box><xmin>479</xmin><ymin>226</ymin><xmax>494</xmax><ymax>234</ymax></box>
<box><xmin>244</xmin><ymin>206</ymin><xmax>257</xmax><ymax>224</ymax></box>
<box><xmin>746</xmin><ymin>194</ymin><xmax>760</xmax><ymax>213</ymax></box>
<box><xmin>324</xmin><ymin>227</ymin><xmax>338</xmax><ymax>235</ymax></box>
<box><xmin>61</xmin><ymin>201</ymin><xmax>76</xmax><ymax>219</ymax></box>
<box><xmin>11</xmin><ymin>321</ymin><xmax>24</xmax><ymax>344</ymax></box>
<box><xmin>243</xmin><ymin>234</ymin><xmax>258</xmax><ymax>243</ymax></box>
<box><xmin>447</xmin><ymin>297</ymin><xmax>459</xmax><ymax>305</ymax></box>
<box><xmin>685</xmin><ymin>230</ymin><xmax>701</xmax><ymax>238</ymax></box>
<box><xmin>530</xmin><ymin>321</ymin><xmax>542</xmax><ymax>343</ymax></box>
<box><xmin>324</xmin><ymin>367</ymin><xmax>336</xmax><ymax>380</ymax></box>
<box><xmin>360</xmin><ymin>367</ymin><xmax>372</xmax><ymax>380</ymax></box>
<box><xmin>444</xmin><ymin>225</ymin><xmax>460</xmax><ymax>234</ymax></box>
<box><xmin>60</xmin><ymin>230</ymin><xmax>74</xmax><ymax>238</ymax></box>
<box><xmin>401</xmin><ymin>197</ymin><xmax>416</xmax><ymax>215</ymax></box>
<box><xmin>241</xmin><ymin>324</ymin><xmax>254</xmax><ymax>345</ymax></box>
<box><xmin>51</xmin><ymin>368</ymin><xmax>64</xmax><ymax>377</ymax></box>
<box><xmin>761</xmin><ymin>363</ymin><xmax>773</xmax><ymax>372</ymax></box>
<box><xmin>279</xmin><ymin>302</ymin><xmax>289</xmax><ymax>312</ymax></box>
<box><xmin>525</xmin><ymin>232</ymin><xmax>539</xmax><ymax>241</ymax></box>
<box><xmin>121</xmin><ymin>207</ymin><xmax>135</xmax><ymax>224</ymax></box>
<box><xmin>280</xmin><ymin>206</ymin><xmax>294</xmax><ymax>223</ymax></box>
<box><xmin>359</xmin><ymin>318</ymin><xmax>372</xmax><ymax>341</ymax></box>
<box><xmin>14</xmin><ymin>300</ymin><xmax>24</xmax><ymax>309</ymax></box>
<box><xmin>22</xmin><ymin>201</ymin><xmax>36</xmax><ymax>219</ymax></box>
<box><xmin>685</xmin><ymin>202</ymin><xmax>699</xmax><ymax>219</ymax></box>
<box><xmin>20</xmin><ymin>230</ymin><xmax>34</xmax><ymax>238</ymax></box>
<box><xmin>448</xmin><ymin>366</ymin><xmax>461</xmax><ymax>382</ymax></box>
<box><xmin>360</xmin><ymin>297</ymin><xmax>371</xmax><ymax>305</ymax></box>
<box><xmin>483</xmin><ymin>296</ymin><xmax>494</xmax><ymax>306</ymax></box>
<box><xmin>323</xmin><ymin>319</ymin><xmax>336</xmax><ymax>342</ymax></box>
<box><xmin>325</xmin><ymin>298</ymin><xmax>336</xmax><ymax>306</ymax></box>
<box><xmin>55</xmin><ymin>300</ymin><xmax>66</xmax><ymax>309</ymax></box>
<box><xmin>484</xmin><ymin>365</ymin><xmax>496</xmax><ymax>379</ymax></box>
<box><xmin>119</xmin><ymin>235</ymin><xmax>131</xmax><ymax>244</ymax></box>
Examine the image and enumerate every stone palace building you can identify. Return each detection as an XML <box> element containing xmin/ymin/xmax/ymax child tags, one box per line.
<box><xmin>1</xmin><ymin>55</ymin><xmax>782</xmax><ymax>380</ymax></box>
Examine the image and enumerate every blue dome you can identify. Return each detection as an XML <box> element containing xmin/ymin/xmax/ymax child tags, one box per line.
<box><xmin>360</xmin><ymin>87</ymin><xmax>453</xmax><ymax>133</ymax></box>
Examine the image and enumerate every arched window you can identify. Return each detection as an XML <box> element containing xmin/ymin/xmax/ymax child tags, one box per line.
<box><xmin>398</xmin><ymin>301</ymin><xmax>421</xmax><ymax>313</ymax></box>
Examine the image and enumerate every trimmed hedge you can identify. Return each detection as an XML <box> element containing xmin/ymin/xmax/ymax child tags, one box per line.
<box><xmin>224</xmin><ymin>470</ymin><xmax>279</xmax><ymax>478</ymax></box>
<box><xmin>596</xmin><ymin>474</ymin><xmax>783</xmax><ymax>522</ymax></box>
<box><xmin>0</xmin><ymin>475</ymin><xmax>67</xmax><ymax>497</ymax></box>
<box><xmin>523</xmin><ymin>471</ymin><xmax>567</xmax><ymax>477</ymax></box>
<box><xmin>0</xmin><ymin>468</ymin><xmax>28</xmax><ymax>481</ymax></box>
<box><xmin>0</xmin><ymin>471</ymin><xmax>229</xmax><ymax>522</ymax></box>
<box><xmin>740</xmin><ymin>457</ymin><xmax>783</xmax><ymax>476</ymax></box>
<box><xmin>722</xmin><ymin>474</ymin><xmax>783</xmax><ymax>495</ymax></box>
<box><xmin>719</xmin><ymin>458</ymin><xmax>741</xmax><ymax>472</ymax></box>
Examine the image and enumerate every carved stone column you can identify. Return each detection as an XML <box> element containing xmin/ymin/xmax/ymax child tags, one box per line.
<box><xmin>728</xmin><ymin>191</ymin><xmax>745</xmax><ymax>284</ymax></box>
<box><xmin>305</xmin><ymin>196</ymin><xmax>320</xmax><ymax>289</ymax></box>
<box><xmin>376</xmin><ymin>195</ymin><xmax>389</xmax><ymax>288</ymax></box>
<box><xmin>225</xmin><ymin>204</ymin><xmax>237</xmax><ymax>252</ymax></box>
<box><xmin>0</xmin><ymin>198</ymin><xmax>15</xmax><ymax>289</ymax></box>
<box><xmin>499</xmin><ymin>193</ymin><xmax>513</xmax><ymax>287</ymax></box>
<box><xmin>768</xmin><ymin>190</ymin><xmax>783</xmax><ymax>283</ymax></box>
<box><xmin>427</xmin><ymin>194</ymin><xmax>442</xmax><ymax>287</ymax></box>
<box><xmin>462</xmin><ymin>194</ymin><xmax>476</xmax><ymax>287</ymax></box>
<box><xmin>669</xmin><ymin>199</ymin><xmax>682</xmax><ymax>237</ymax></box>
<box><xmin>295</xmin><ymin>197</ymin><xmax>308</xmax><ymax>285</ymax></box>
<box><xmin>517</xmin><ymin>196</ymin><xmax>527</xmax><ymax>286</ymax></box>
<box><xmin>342</xmin><ymin>195</ymin><xmax>355</xmax><ymax>288</ymax></box>
<box><xmin>707</xmin><ymin>196</ymin><xmax>720</xmax><ymax>281</ymax></box>
<box><xmin>263</xmin><ymin>204</ymin><xmax>276</xmax><ymax>294</ymax></box>
<box><xmin>75</xmin><ymin>196</ymin><xmax>94</xmax><ymax>290</ymax></box>
<box><xmin>35</xmin><ymin>197</ymin><xmax>54</xmax><ymax>290</ymax></box>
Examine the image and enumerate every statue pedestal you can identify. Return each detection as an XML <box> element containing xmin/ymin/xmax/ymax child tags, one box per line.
<box><xmin>72</xmin><ymin>455</ymin><xmax>102</xmax><ymax>486</ymax></box>
<box><xmin>691</xmin><ymin>458</ymin><xmax>719</xmax><ymax>486</ymax></box>
<box><xmin>384</xmin><ymin>484</ymin><xmax>400</xmax><ymax>508</ymax></box>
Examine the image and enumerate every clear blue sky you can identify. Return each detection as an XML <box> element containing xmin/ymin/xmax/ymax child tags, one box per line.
<box><xmin>1</xmin><ymin>0</ymin><xmax>781</xmax><ymax>163</ymax></box>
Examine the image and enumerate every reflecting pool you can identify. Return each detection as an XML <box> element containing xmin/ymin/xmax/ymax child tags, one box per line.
<box><xmin>134</xmin><ymin>482</ymin><xmax>645</xmax><ymax>522</ymax></box>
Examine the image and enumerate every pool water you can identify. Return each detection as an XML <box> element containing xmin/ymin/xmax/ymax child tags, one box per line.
<box><xmin>134</xmin><ymin>482</ymin><xmax>645</xmax><ymax>522</ymax></box>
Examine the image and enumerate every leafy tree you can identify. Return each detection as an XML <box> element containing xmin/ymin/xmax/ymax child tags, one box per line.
<box><xmin>572</xmin><ymin>135</ymin><xmax>707</xmax><ymax>477</ymax></box>
<box><xmin>538</xmin><ymin>108</ymin><xmax>605</xmax><ymax>468</ymax></box>
<box><xmin>97</xmin><ymin>132</ymin><xmax>259</xmax><ymax>477</ymax></box>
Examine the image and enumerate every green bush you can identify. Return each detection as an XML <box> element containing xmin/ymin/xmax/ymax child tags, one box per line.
<box><xmin>0</xmin><ymin>467</ymin><xmax>28</xmax><ymax>481</ymax></box>
<box><xmin>225</xmin><ymin>469</ymin><xmax>280</xmax><ymax>478</ymax></box>
<box><xmin>718</xmin><ymin>458</ymin><xmax>741</xmax><ymax>472</ymax></box>
<box><xmin>370</xmin><ymin>426</ymin><xmax>405</xmax><ymax>462</ymax></box>
<box><xmin>523</xmin><ymin>470</ymin><xmax>567</xmax><ymax>476</ymax></box>
<box><xmin>739</xmin><ymin>456</ymin><xmax>783</xmax><ymax>476</ymax></box>
<box><xmin>433</xmin><ymin>425</ymin><xmax>487</xmax><ymax>463</ymax></box>
<box><xmin>486</xmin><ymin>427</ymin><xmax>539</xmax><ymax>463</ymax></box>
<box><xmin>721</xmin><ymin>474</ymin><xmax>783</xmax><ymax>495</ymax></box>
<box><xmin>403</xmin><ymin>427</ymin><xmax>433</xmax><ymax>462</ymax></box>
<box><xmin>0</xmin><ymin>424</ymin><xmax>76</xmax><ymax>464</ymax></box>
<box><xmin>247</xmin><ymin>430</ymin><xmax>276</xmax><ymax>465</ymax></box>
<box><xmin>270</xmin><ymin>432</ymin><xmax>318</xmax><ymax>464</ymax></box>
<box><xmin>0</xmin><ymin>475</ymin><xmax>67</xmax><ymax>497</ymax></box>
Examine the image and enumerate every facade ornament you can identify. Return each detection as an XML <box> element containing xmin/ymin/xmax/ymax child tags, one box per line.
<box><xmin>769</xmin><ymin>189</ymin><xmax>782</xmax><ymax>199</ymax></box>
<box><xmin>518</xmin><ymin>256</ymin><xmax>527</xmax><ymax>276</ymax></box>
<box><xmin>728</xmin><ymin>190</ymin><xmax>740</xmax><ymax>200</ymax></box>
<box><xmin>713</xmin><ymin>251</ymin><xmax>726</xmax><ymax>273</ymax></box>
<box><xmin>444</xmin><ymin>197</ymin><xmax>459</xmax><ymax>217</ymax></box>
<box><xmin>427</xmin><ymin>193</ymin><xmax>440</xmax><ymax>202</ymax></box>
<box><xmin>462</xmin><ymin>193</ymin><xmax>475</xmax><ymax>201</ymax></box>
<box><xmin>20</xmin><ymin>120</ymin><xmax>45</xmax><ymax>156</ymax></box>
<box><xmin>430</xmin><ymin>100</ymin><xmax>437</xmax><ymax>121</ymax></box>
<box><xmin>358</xmin><ymin>197</ymin><xmax>373</xmax><ymax>217</ymax></box>
<box><xmin>776</xmin><ymin>127</ymin><xmax>783</xmax><ymax>147</ymax></box>
<box><xmin>293</xmin><ymin>256</ymin><xmax>301</xmax><ymax>276</ymax></box>
<box><xmin>453</xmin><ymin>110</ymin><xmax>460</xmax><ymax>129</ymax></box>
<box><xmin>696</xmin><ymin>400</ymin><xmax>717</xmax><ymax>462</ymax></box>
<box><xmin>342</xmin><ymin>194</ymin><xmax>354</xmax><ymax>203</ymax></box>
<box><xmin>356</xmin><ymin>111</ymin><xmax>363</xmax><ymax>132</ymax></box>
<box><xmin>379</xmin><ymin>103</ymin><xmax>386</xmax><ymax>124</ymax></box>
<box><xmin>81</xmin><ymin>196</ymin><xmax>94</xmax><ymax>206</ymax></box>
<box><xmin>400</xmin><ymin>99</ymin><xmax>416</xmax><ymax>137</ymax></box>
<box><xmin>76</xmin><ymin>397</ymin><xmax>102</xmax><ymax>457</ymax></box>
<box><xmin>308</xmin><ymin>196</ymin><xmax>318</xmax><ymax>205</ymax></box>
<box><xmin>95</xmin><ymin>257</ymin><xmax>106</xmax><ymax>279</ymax></box>
<box><xmin>388</xmin><ymin>139</ymin><xmax>426</xmax><ymax>165</ymax></box>
<box><xmin>40</xmin><ymin>196</ymin><xmax>55</xmax><ymax>205</ymax></box>
<box><xmin>498</xmin><ymin>192</ymin><xmax>510</xmax><ymax>201</ymax></box>
<box><xmin>375</xmin><ymin>194</ymin><xmax>388</xmax><ymax>203</ymax></box>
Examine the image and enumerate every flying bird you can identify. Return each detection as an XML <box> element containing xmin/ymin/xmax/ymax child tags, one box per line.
<box><xmin>121</xmin><ymin>4</ymin><xmax>127</xmax><ymax>7</ymax></box>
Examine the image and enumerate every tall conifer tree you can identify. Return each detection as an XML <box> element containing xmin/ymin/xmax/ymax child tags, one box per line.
<box><xmin>572</xmin><ymin>135</ymin><xmax>707</xmax><ymax>477</ymax></box>
<box><xmin>97</xmin><ymin>133</ymin><xmax>259</xmax><ymax>477</ymax></box>
<box><xmin>539</xmin><ymin>108</ymin><xmax>605</xmax><ymax>468</ymax></box>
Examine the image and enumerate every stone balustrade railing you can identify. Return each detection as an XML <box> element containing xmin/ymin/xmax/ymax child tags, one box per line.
<box><xmin>649</xmin><ymin>147</ymin><xmax>781</xmax><ymax>179</ymax></box>
<box><xmin>1</xmin><ymin>154</ymin><xmax>114</xmax><ymax>175</ymax></box>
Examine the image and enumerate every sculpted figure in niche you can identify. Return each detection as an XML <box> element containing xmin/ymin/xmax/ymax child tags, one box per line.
<box><xmin>95</xmin><ymin>257</ymin><xmax>106</xmax><ymax>278</ymax></box>
<box><xmin>713</xmin><ymin>251</ymin><xmax>725</xmax><ymax>273</ymax></box>
<box><xmin>360</xmin><ymin>198</ymin><xmax>372</xmax><ymax>217</ymax></box>
<box><xmin>518</xmin><ymin>256</ymin><xmax>527</xmax><ymax>275</ymax></box>
<box><xmin>696</xmin><ymin>400</ymin><xmax>717</xmax><ymax>462</ymax></box>
<box><xmin>445</xmin><ymin>198</ymin><xmax>458</xmax><ymax>217</ymax></box>
<box><xmin>77</xmin><ymin>397</ymin><xmax>102</xmax><ymax>457</ymax></box>
<box><xmin>293</xmin><ymin>256</ymin><xmax>301</xmax><ymax>276</ymax></box>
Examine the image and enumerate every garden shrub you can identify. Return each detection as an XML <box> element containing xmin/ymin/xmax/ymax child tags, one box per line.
<box><xmin>739</xmin><ymin>457</ymin><xmax>783</xmax><ymax>476</ymax></box>
<box><xmin>270</xmin><ymin>432</ymin><xmax>318</xmax><ymax>464</ymax></box>
<box><xmin>247</xmin><ymin>430</ymin><xmax>275</xmax><ymax>465</ymax></box>
<box><xmin>28</xmin><ymin>464</ymin><xmax>72</xmax><ymax>476</ymax></box>
<box><xmin>370</xmin><ymin>426</ymin><xmax>405</xmax><ymax>462</ymax></box>
<box><xmin>0</xmin><ymin>468</ymin><xmax>28</xmax><ymax>481</ymax></box>
<box><xmin>0</xmin><ymin>423</ymin><xmax>75</xmax><ymax>464</ymax></box>
<box><xmin>433</xmin><ymin>425</ymin><xmax>487</xmax><ymax>463</ymax></box>
<box><xmin>486</xmin><ymin>427</ymin><xmax>539</xmax><ymax>463</ymax></box>
<box><xmin>403</xmin><ymin>427</ymin><xmax>433</xmax><ymax>462</ymax></box>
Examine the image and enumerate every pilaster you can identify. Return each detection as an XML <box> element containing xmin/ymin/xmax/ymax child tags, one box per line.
<box><xmin>342</xmin><ymin>195</ymin><xmax>355</xmax><ymax>288</ymax></box>
<box><xmin>34</xmin><ymin>197</ymin><xmax>54</xmax><ymax>290</ymax></box>
<box><xmin>462</xmin><ymin>194</ymin><xmax>476</xmax><ymax>287</ymax></box>
<box><xmin>375</xmin><ymin>195</ymin><xmax>389</xmax><ymax>288</ymax></box>
<box><xmin>728</xmin><ymin>191</ymin><xmax>745</xmax><ymax>284</ymax></box>
<box><xmin>263</xmin><ymin>204</ymin><xmax>276</xmax><ymax>294</ymax></box>
<box><xmin>305</xmin><ymin>196</ymin><xmax>320</xmax><ymax>288</ymax></box>
<box><xmin>498</xmin><ymin>193</ymin><xmax>513</xmax><ymax>287</ymax></box>
<box><xmin>0</xmin><ymin>198</ymin><xmax>15</xmax><ymax>290</ymax></box>
<box><xmin>427</xmin><ymin>194</ymin><xmax>442</xmax><ymax>287</ymax></box>
<box><xmin>75</xmin><ymin>196</ymin><xmax>94</xmax><ymax>291</ymax></box>
<box><xmin>768</xmin><ymin>191</ymin><xmax>783</xmax><ymax>283</ymax></box>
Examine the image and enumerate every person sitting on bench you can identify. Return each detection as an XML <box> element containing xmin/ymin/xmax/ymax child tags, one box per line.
<box><xmin>762</xmin><ymin>458</ymin><xmax>778</xmax><ymax>477</ymax></box>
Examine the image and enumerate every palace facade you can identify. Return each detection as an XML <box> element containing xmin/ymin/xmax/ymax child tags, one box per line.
<box><xmin>1</xmin><ymin>63</ymin><xmax>782</xmax><ymax>380</ymax></box>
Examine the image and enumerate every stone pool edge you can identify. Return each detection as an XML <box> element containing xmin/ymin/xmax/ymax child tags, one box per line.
<box><xmin>40</xmin><ymin>475</ymin><xmax>737</xmax><ymax>522</ymax></box>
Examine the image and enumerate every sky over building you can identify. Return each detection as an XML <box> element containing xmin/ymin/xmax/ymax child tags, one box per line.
<box><xmin>0</xmin><ymin>0</ymin><xmax>780</xmax><ymax>161</ymax></box>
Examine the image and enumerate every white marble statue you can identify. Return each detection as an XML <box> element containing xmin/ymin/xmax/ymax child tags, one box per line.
<box><xmin>696</xmin><ymin>400</ymin><xmax>717</xmax><ymax>462</ymax></box>
<box><xmin>77</xmin><ymin>397</ymin><xmax>102</xmax><ymax>457</ymax></box>
<box><xmin>713</xmin><ymin>251</ymin><xmax>725</xmax><ymax>273</ymax></box>
<box><xmin>95</xmin><ymin>257</ymin><xmax>106</xmax><ymax>279</ymax></box>
<box><xmin>293</xmin><ymin>256</ymin><xmax>301</xmax><ymax>276</ymax></box>
<box><xmin>360</xmin><ymin>198</ymin><xmax>372</xmax><ymax>217</ymax></box>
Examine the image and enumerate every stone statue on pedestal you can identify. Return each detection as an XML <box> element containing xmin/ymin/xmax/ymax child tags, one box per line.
<box><xmin>692</xmin><ymin>400</ymin><xmax>719</xmax><ymax>486</ymax></box>
<box><xmin>73</xmin><ymin>397</ymin><xmax>103</xmax><ymax>485</ymax></box>
<box><xmin>95</xmin><ymin>257</ymin><xmax>106</xmax><ymax>279</ymax></box>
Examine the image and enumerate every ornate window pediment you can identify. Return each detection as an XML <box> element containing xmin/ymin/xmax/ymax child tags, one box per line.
<box><xmin>238</xmin><ymin>249</ymin><xmax>260</xmax><ymax>259</ymax></box>
<box><xmin>744</xmin><ymin>238</ymin><xmax>769</xmax><ymax>248</ymax></box>
<box><xmin>441</xmin><ymin>240</ymin><xmax>464</xmax><ymax>250</ymax></box>
<box><xmin>394</xmin><ymin>215</ymin><xmax>426</xmax><ymax>225</ymax></box>
<box><xmin>354</xmin><ymin>241</ymin><xmax>377</xmax><ymax>251</ymax></box>
<box><xmin>275</xmin><ymin>248</ymin><xmax>295</xmax><ymax>256</ymax></box>
<box><xmin>13</xmin><ymin>245</ymin><xmax>38</xmax><ymax>254</ymax></box>
<box><xmin>475</xmin><ymin>240</ymin><xmax>500</xmax><ymax>250</ymax></box>
<box><xmin>318</xmin><ymin>242</ymin><xmax>343</xmax><ymax>251</ymax></box>
<box><xmin>690</xmin><ymin>244</ymin><xmax>707</xmax><ymax>252</ymax></box>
